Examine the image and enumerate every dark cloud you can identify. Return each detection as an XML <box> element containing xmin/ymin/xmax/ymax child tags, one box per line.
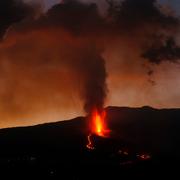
<box><xmin>0</xmin><ymin>0</ymin><xmax>41</xmax><ymax>40</ymax></box>
<box><xmin>110</xmin><ymin>0</ymin><xmax>178</xmax><ymax>28</ymax></box>
<box><xmin>106</xmin><ymin>0</ymin><xmax>180</xmax><ymax>65</ymax></box>
<box><xmin>43</xmin><ymin>0</ymin><xmax>180</xmax><ymax>66</ymax></box>
<box><xmin>46</xmin><ymin>0</ymin><xmax>103</xmax><ymax>34</ymax></box>
<box><xmin>143</xmin><ymin>37</ymin><xmax>180</xmax><ymax>64</ymax></box>
<box><xmin>14</xmin><ymin>0</ymin><xmax>105</xmax><ymax>37</ymax></box>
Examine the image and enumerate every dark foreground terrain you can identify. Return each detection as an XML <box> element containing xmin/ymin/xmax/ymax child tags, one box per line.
<box><xmin>0</xmin><ymin>106</ymin><xmax>180</xmax><ymax>179</ymax></box>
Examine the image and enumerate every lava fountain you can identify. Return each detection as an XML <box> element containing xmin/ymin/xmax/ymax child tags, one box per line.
<box><xmin>86</xmin><ymin>108</ymin><xmax>110</xmax><ymax>150</ymax></box>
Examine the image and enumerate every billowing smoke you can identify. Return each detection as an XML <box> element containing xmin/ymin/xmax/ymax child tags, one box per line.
<box><xmin>143</xmin><ymin>37</ymin><xmax>180</xmax><ymax>64</ymax></box>
<box><xmin>0</xmin><ymin>0</ymin><xmax>180</xmax><ymax>127</ymax></box>
<box><xmin>0</xmin><ymin>0</ymin><xmax>41</xmax><ymax>40</ymax></box>
<box><xmin>106</xmin><ymin>0</ymin><xmax>180</xmax><ymax>64</ymax></box>
<box><xmin>80</xmin><ymin>47</ymin><xmax>107</xmax><ymax>113</ymax></box>
<box><xmin>42</xmin><ymin>0</ymin><xmax>108</xmax><ymax>114</ymax></box>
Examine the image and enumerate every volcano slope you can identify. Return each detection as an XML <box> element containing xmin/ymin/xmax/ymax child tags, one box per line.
<box><xmin>0</xmin><ymin>106</ymin><xmax>179</xmax><ymax>179</ymax></box>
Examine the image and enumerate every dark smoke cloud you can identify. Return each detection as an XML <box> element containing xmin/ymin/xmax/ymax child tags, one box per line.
<box><xmin>12</xmin><ymin>0</ymin><xmax>105</xmax><ymax>36</ymax></box>
<box><xmin>14</xmin><ymin>0</ymin><xmax>180</xmax><ymax>65</ymax></box>
<box><xmin>143</xmin><ymin>37</ymin><xmax>180</xmax><ymax>64</ymax></box>
<box><xmin>106</xmin><ymin>0</ymin><xmax>180</xmax><ymax>65</ymax></box>
<box><xmin>0</xmin><ymin>0</ymin><xmax>40</xmax><ymax>40</ymax></box>
<box><xmin>46</xmin><ymin>0</ymin><xmax>104</xmax><ymax>34</ymax></box>
<box><xmin>41</xmin><ymin>0</ymin><xmax>180</xmax><ymax>66</ymax></box>
<box><xmin>0</xmin><ymin>0</ymin><xmax>180</xmax><ymax>127</ymax></box>
<box><xmin>110</xmin><ymin>0</ymin><xmax>178</xmax><ymax>28</ymax></box>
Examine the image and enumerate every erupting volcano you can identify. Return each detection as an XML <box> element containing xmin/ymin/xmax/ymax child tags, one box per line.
<box><xmin>90</xmin><ymin>109</ymin><xmax>109</xmax><ymax>137</ymax></box>
<box><xmin>86</xmin><ymin>109</ymin><xmax>110</xmax><ymax>150</ymax></box>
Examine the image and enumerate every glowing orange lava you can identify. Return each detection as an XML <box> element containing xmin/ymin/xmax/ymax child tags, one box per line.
<box><xmin>90</xmin><ymin>109</ymin><xmax>109</xmax><ymax>137</ymax></box>
<box><xmin>86</xmin><ymin>134</ymin><xmax>95</xmax><ymax>150</ymax></box>
<box><xmin>86</xmin><ymin>109</ymin><xmax>110</xmax><ymax>150</ymax></box>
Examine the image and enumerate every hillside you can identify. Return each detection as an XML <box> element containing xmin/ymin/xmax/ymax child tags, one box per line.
<box><xmin>0</xmin><ymin>106</ymin><xmax>179</xmax><ymax>179</ymax></box>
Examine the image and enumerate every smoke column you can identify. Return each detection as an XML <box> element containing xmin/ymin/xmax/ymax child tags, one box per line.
<box><xmin>81</xmin><ymin>47</ymin><xmax>107</xmax><ymax>114</ymax></box>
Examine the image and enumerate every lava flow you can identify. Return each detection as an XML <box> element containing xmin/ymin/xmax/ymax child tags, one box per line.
<box><xmin>86</xmin><ymin>109</ymin><xmax>110</xmax><ymax>150</ymax></box>
<box><xmin>86</xmin><ymin>134</ymin><xmax>95</xmax><ymax>150</ymax></box>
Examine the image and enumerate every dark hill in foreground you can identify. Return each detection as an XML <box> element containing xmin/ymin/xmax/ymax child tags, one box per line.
<box><xmin>0</xmin><ymin>106</ymin><xmax>180</xmax><ymax>179</ymax></box>
<box><xmin>106</xmin><ymin>106</ymin><xmax>180</xmax><ymax>156</ymax></box>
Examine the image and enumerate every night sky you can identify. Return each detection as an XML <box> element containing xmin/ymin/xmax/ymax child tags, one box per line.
<box><xmin>0</xmin><ymin>0</ymin><xmax>180</xmax><ymax>128</ymax></box>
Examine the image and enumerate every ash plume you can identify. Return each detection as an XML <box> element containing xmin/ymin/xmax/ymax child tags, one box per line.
<box><xmin>80</xmin><ymin>47</ymin><xmax>108</xmax><ymax>113</ymax></box>
<box><xmin>43</xmin><ymin>0</ymin><xmax>108</xmax><ymax>114</ymax></box>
